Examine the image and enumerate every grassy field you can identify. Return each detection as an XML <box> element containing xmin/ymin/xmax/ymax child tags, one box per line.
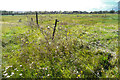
<box><xmin>1</xmin><ymin>14</ymin><xmax>119</xmax><ymax>78</ymax></box>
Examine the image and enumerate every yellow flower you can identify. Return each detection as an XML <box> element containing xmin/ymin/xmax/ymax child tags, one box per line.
<box><xmin>21</xmin><ymin>38</ymin><xmax>24</xmax><ymax>40</ymax></box>
<box><xmin>67</xmin><ymin>32</ymin><xmax>69</xmax><ymax>35</ymax></box>
<box><xmin>26</xmin><ymin>41</ymin><xmax>28</xmax><ymax>43</ymax></box>
<box><xmin>80</xmin><ymin>36</ymin><xmax>82</xmax><ymax>39</ymax></box>
<box><xmin>81</xmin><ymin>71</ymin><xmax>83</xmax><ymax>74</ymax></box>
<box><xmin>78</xmin><ymin>74</ymin><xmax>80</xmax><ymax>77</ymax></box>
<box><xmin>36</xmin><ymin>73</ymin><xmax>38</xmax><ymax>74</ymax></box>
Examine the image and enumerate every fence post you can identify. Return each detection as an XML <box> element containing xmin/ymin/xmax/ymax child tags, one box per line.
<box><xmin>52</xmin><ymin>19</ymin><xmax>59</xmax><ymax>40</ymax></box>
<box><xmin>36</xmin><ymin>12</ymin><xmax>39</xmax><ymax>27</ymax></box>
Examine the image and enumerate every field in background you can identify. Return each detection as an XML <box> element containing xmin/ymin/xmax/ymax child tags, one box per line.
<box><xmin>2</xmin><ymin>14</ymin><xmax>119</xmax><ymax>78</ymax></box>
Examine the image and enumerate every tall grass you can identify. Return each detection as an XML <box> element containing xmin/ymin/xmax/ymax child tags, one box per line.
<box><xmin>2</xmin><ymin>14</ymin><xmax>118</xmax><ymax>78</ymax></box>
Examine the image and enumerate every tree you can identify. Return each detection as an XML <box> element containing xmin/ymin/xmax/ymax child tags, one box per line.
<box><xmin>109</xmin><ymin>9</ymin><xmax>115</xmax><ymax>14</ymax></box>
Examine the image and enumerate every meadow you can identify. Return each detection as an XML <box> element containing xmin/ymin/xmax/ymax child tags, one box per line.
<box><xmin>1</xmin><ymin>14</ymin><xmax>119</xmax><ymax>78</ymax></box>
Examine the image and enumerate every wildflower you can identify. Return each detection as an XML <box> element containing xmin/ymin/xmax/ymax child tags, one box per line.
<box><xmin>20</xmin><ymin>52</ymin><xmax>23</xmax><ymax>55</ymax></box>
<box><xmin>115</xmin><ymin>56</ymin><xmax>116</xmax><ymax>59</ymax></box>
<box><xmin>38</xmin><ymin>37</ymin><xmax>41</xmax><ymax>40</ymax></box>
<box><xmin>67</xmin><ymin>32</ymin><xmax>69</xmax><ymax>35</ymax></box>
<box><xmin>20</xmin><ymin>65</ymin><xmax>22</xmax><ymax>67</ymax></box>
<box><xmin>45</xmin><ymin>68</ymin><xmax>47</xmax><ymax>70</ymax></box>
<box><xmin>47</xmin><ymin>74</ymin><xmax>50</xmax><ymax>76</ymax></box>
<box><xmin>26</xmin><ymin>41</ymin><xmax>28</xmax><ymax>44</ymax></box>
<box><xmin>4</xmin><ymin>73</ymin><xmax>8</xmax><ymax>76</ymax></box>
<box><xmin>11</xmin><ymin>72</ymin><xmax>14</xmax><ymax>75</ymax></box>
<box><xmin>6</xmin><ymin>75</ymin><xmax>10</xmax><ymax>78</ymax></box>
<box><xmin>44</xmin><ymin>30</ymin><xmax>46</xmax><ymax>33</ymax></box>
<box><xmin>19</xmin><ymin>73</ymin><xmax>22</xmax><ymax>76</ymax></box>
<box><xmin>97</xmin><ymin>72</ymin><xmax>99</xmax><ymax>75</ymax></box>
<box><xmin>55</xmin><ymin>50</ymin><xmax>57</xmax><ymax>53</ymax></box>
<box><xmin>47</xmin><ymin>26</ymin><xmax>50</xmax><ymax>29</ymax></box>
<box><xmin>58</xmin><ymin>27</ymin><xmax>62</xmax><ymax>30</ymax></box>
<box><xmin>9</xmin><ymin>66</ymin><xmax>12</xmax><ymax>67</ymax></box>
<box><xmin>65</xmin><ymin>46</ymin><xmax>66</xmax><ymax>48</ymax></box>
<box><xmin>3</xmin><ymin>70</ymin><xmax>6</xmax><ymax>73</ymax></box>
<box><xmin>21</xmin><ymin>38</ymin><xmax>24</xmax><ymax>41</ymax></box>
<box><xmin>81</xmin><ymin>71</ymin><xmax>83</xmax><ymax>74</ymax></box>
<box><xmin>74</xmin><ymin>70</ymin><xmax>75</xmax><ymax>72</ymax></box>
<box><xmin>80</xmin><ymin>36</ymin><xmax>82</xmax><ymax>39</ymax></box>
<box><xmin>5</xmin><ymin>67</ymin><xmax>9</xmax><ymax>70</ymax></box>
<box><xmin>78</xmin><ymin>74</ymin><xmax>80</xmax><ymax>77</ymax></box>
<box><xmin>77</xmin><ymin>71</ymin><xmax>78</xmax><ymax>73</ymax></box>
<box><xmin>49</xmin><ymin>42</ymin><xmax>51</xmax><ymax>45</ymax></box>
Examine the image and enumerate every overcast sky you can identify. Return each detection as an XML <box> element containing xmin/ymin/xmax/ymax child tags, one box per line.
<box><xmin>0</xmin><ymin>0</ymin><xmax>119</xmax><ymax>11</ymax></box>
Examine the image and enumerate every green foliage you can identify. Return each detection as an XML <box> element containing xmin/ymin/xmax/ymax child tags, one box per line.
<box><xmin>2</xmin><ymin>14</ymin><xmax>118</xmax><ymax>78</ymax></box>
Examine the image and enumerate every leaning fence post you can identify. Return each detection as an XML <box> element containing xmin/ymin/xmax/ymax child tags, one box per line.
<box><xmin>52</xmin><ymin>19</ymin><xmax>59</xmax><ymax>40</ymax></box>
<box><xmin>36</xmin><ymin>12</ymin><xmax>39</xmax><ymax>27</ymax></box>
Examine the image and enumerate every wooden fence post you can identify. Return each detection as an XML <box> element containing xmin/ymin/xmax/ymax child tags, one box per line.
<box><xmin>36</xmin><ymin>12</ymin><xmax>39</xmax><ymax>27</ymax></box>
<box><xmin>31</xmin><ymin>18</ymin><xmax>33</xmax><ymax>21</ymax></box>
<box><xmin>52</xmin><ymin>19</ymin><xmax>59</xmax><ymax>40</ymax></box>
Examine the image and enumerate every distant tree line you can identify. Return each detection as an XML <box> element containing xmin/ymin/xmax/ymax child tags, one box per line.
<box><xmin>0</xmin><ymin>10</ymin><xmax>119</xmax><ymax>15</ymax></box>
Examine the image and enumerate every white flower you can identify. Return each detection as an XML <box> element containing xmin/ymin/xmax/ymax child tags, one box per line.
<box><xmin>106</xmin><ymin>76</ymin><xmax>108</xmax><ymax>78</ymax></box>
<box><xmin>45</xmin><ymin>68</ymin><xmax>47</xmax><ymax>70</ymax></box>
<box><xmin>47</xmin><ymin>74</ymin><xmax>50</xmax><ymax>76</ymax></box>
<box><xmin>11</xmin><ymin>72</ymin><xmax>14</xmax><ymax>75</ymax></box>
<box><xmin>3</xmin><ymin>70</ymin><xmax>6</xmax><ymax>73</ymax></box>
<box><xmin>4</xmin><ymin>73</ymin><xmax>8</xmax><ymax>76</ymax></box>
<box><xmin>20</xmin><ymin>65</ymin><xmax>22</xmax><ymax>67</ymax></box>
<box><xmin>77</xmin><ymin>71</ymin><xmax>79</xmax><ymax>73</ymax></box>
<box><xmin>97</xmin><ymin>72</ymin><xmax>99</xmax><ymax>75</ymax></box>
<box><xmin>6</xmin><ymin>75</ymin><xmax>10</xmax><ymax>78</ymax></box>
<box><xmin>9</xmin><ymin>66</ymin><xmax>12</xmax><ymax>67</ymax></box>
<box><xmin>49</xmin><ymin>42</ymin><xmax>51</xmax><ymax>45</ymax></box>
<box><xmin>5</xmin><ymin>67</ymin><xmax>9</xmax><ymax>70</ymax></box>
<box><xmin>44</xmin><ymin>30</ymin><xmax>46</xmax><ymax>33</ymax></box>
<box><xmin>115</xmin><ymin>56</ymin><xmax>116</xmax><ymax>59</ymax></box>
<box><xmin>47</xmin><ymin>26</ymin><xmax>50</xmax><ymax>29</ymax></box>
<box><xmin>19</xmin><ymin>73</ymin><xmax>22</xmax><ymax>76</ymax></box>
<box><xmin>20</xmin><ymin>52</ymin><xmax>23</xmax><ymax>55</ymax></box>
<box><xmin>14</xmin><ymin>68</ymin><xmax>17</xmax><ymax>70</ymax></box>
<box><xmin>38</xmin><ymin>37</ymin><xmax>41</xmax><ymax>40</ymax></box>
